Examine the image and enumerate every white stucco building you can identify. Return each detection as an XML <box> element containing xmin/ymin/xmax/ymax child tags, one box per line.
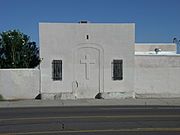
<box><xmin>0</xmin><ymin>22</ymin><xmax>180</xmax><ymax>100</ymax></box>
<box><xmin>39</xmin><ymin>22</ymin><xmax>135</xmax><ymax>99</ymax></box>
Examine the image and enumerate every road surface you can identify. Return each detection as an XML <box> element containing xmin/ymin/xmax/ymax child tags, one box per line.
<box><xmin>0</xmin><ymin>106</ymin><xmax>180</xmax><ymax>134</ymax></box>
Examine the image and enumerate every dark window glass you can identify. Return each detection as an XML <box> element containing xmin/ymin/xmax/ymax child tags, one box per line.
<box><xmin>52</xmin><ymin>60</ymin><xmax>62</xmax><ymax>81</ymax></box>
<box><xmin>112</xmin><ymin>59</ymin><xmax>123</xmax><ymax>80</ymax></box>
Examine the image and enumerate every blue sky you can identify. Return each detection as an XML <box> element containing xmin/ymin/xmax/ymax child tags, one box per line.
<box><xmin>0</xmin><ymin>0</ymin><xmax>180</xmax><ymax>44</ymax></box>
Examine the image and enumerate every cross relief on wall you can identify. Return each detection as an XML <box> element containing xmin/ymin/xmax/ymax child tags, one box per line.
<box><xmin>80</xmin><ymin>54</ymin><xmax>95</xmax><ymax>80</ymax></box>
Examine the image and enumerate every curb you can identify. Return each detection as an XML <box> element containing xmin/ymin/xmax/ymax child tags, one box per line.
<box><xmin>0</xmin><ymin>98</ymin><xmax>180</xmax><ymax>108</ymax></box>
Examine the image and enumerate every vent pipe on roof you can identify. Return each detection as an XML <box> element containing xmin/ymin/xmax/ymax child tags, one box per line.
<box><xmin>154</xmin><ymin>48</ymin><xmax>161</xmax><ymax>54</ymax></box>
<box><xmin>173</xmin><ymin>38</ymin><xmax>180</xmax><ymax>54</ymax></box>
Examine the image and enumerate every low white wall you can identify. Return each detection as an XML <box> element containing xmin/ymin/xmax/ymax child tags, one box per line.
<box><xmin>135</xmin><ymin>55</ymin><xmax>180</xmax><ymax>98</ymax></box>
<box><xmin>135</xmin><ymin>43</ymin><xmax>176</xmax><ymax>52</ymax></box>
<box><xmin>0</xmin><ymin>69</ymin><xmax>40</xmax><ymax>100</ymax></box>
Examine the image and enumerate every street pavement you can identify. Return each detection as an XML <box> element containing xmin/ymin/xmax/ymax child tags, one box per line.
<box><xmin>0</xmin><ymin>106</ymin><xmax>180</xmax><ymax>134</ymax></box>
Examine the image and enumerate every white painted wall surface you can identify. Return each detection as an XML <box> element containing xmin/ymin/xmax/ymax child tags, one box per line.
<box><xmin>0</xmin><ymin>69</ymin><xmax>40</xmax><ymax>100</ymax></box>
<box><xmin>40</xmin><ymin>23</ymin><xmax>134</xmax><ymax>98</ymax></box>
<box><xmin>135</xmin><ymin>55</ymin><xmax>180</xmax><ymax>98</ymax></box>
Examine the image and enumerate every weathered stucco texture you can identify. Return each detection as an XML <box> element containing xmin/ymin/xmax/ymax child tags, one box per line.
<box><xmin>135</xmin><ymin>55</ymin><xmax>180</xmax><ymax>98</ymax></box>
<box><xmin>0</xmin><ymin>69</ymin><xmax>40</xmax><ymax>100</ymax></box>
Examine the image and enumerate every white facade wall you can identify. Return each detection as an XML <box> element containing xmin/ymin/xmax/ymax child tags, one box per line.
<box><xmin>135</xmin><ymin>55</ymin><xmax>180</xmax><ymax>98</ymax></box>
<box><xmin>0</xmin><ymin>69</ymin><xmax>40</xmax><ymax>100</ymax></box>
<box><xmin>40</xmin><ymin>23</ymin><xmax>135</xmax><ymax>99</ymax></box>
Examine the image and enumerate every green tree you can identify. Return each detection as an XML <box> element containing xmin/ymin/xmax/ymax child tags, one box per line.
<box><xmin>0</xmin><ymin>30</ymin><xmax>40</xmax><ymax>68</ymax></box>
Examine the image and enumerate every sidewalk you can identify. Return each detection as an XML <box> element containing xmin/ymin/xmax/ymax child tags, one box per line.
<box><xmin>0</xmin><ymin>98</ymin><xmax>180</xmax><ymax>108</ymax></box>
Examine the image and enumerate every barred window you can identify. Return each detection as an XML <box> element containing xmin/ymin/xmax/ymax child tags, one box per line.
<box><xmin>112</xmin><ymin>59</ymin><xmax>123</xmax><ymax>80</ymax></box>
<box><xmin>52</xmin><ymin>60</ymin><xmax>62</xmax><ymax>81</ymax></box>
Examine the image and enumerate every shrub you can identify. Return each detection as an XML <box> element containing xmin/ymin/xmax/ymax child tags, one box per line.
<box><xmin>0</xmin><ymin>94</ymin><xmax>4</xmax><ymax>101</ymax></box>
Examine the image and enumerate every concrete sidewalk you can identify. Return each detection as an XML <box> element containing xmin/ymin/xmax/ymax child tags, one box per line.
<box><xmin>0</xmin><ymin>98</ymin><xmax>180</xmax><ymax>108</ymax></box>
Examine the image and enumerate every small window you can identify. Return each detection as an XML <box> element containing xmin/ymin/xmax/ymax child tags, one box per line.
<box><xmin>52</xmin><ymin>60</ymin><xmax>62</xmax><ymax>81</ymax></box>
<box><xmin>112</xmin><ymin>59</ymin><xmax>123</xmax><ymax>80</ymax></box>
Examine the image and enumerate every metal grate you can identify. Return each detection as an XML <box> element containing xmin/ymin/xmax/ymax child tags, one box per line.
<box><xmin>52</xmin><ymin>60</ymin><xmax>62</xmax><ymax>81</ymax></box>
<box><xmin>112</xmin><ymin>59</ymin><xmax>123</xmax><ymax>80</ymax></box>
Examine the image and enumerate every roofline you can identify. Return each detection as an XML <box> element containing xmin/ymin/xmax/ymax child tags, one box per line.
<box><xmin>135</xmin><ymin>43</ymin><xmax>176</xmax><ymax>45</ymax></box>
<box><xmin>39</xmin><ymin>22</ymin><xmax>135</xmax><ymax>25</ymax></box>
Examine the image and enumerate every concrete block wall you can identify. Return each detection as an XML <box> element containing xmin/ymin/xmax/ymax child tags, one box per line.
<box><xmin>0</xmin><ymin>69</ymin><xmax>40</xmax><ymax>100</ymax></box>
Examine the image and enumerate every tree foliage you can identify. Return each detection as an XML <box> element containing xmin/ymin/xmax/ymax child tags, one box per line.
<box><xmin>0</xmin><ymin>30</ymin><xmax>40</xmax><ymax>68</ymax></box>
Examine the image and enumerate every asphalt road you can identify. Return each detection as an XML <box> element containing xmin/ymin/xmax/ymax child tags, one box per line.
<box><xmin>0</xmin><ymin>106</ymin><xmax>180</xmax><ymax>135</ymax></box>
